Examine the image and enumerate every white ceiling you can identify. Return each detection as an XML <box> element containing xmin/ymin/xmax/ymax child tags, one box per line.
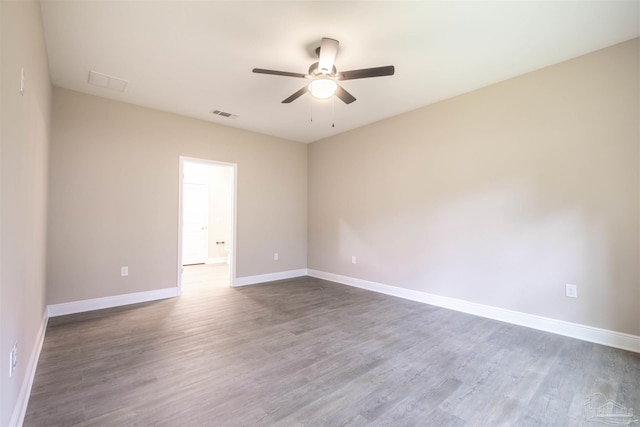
<box><xmin>40</xmin><ymin>1</ymin><xmax>639</xmax><ymax>143</ymax></box>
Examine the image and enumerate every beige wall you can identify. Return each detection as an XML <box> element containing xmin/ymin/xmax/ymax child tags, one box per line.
<box><xmin>0</xmin><ymin>0</ymin><xmax>52</xmax><ymax>425</ymax></box>
<box><xmin>47</xmin><ymin>88</ymin><xmax>307</xmax><ymax>304</ymax></box>
<box><xmin>308</xmin><ymin>39</ymin><xmax>640</xmax><ymax>336</ymax></box>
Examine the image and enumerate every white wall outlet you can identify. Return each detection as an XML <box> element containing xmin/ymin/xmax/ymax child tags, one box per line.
<box><xmin>20</xmin><ymin>67</ymin><xmax>25</xmax><ymax>96</ymax></box>
<box><xmin>565</xmin><ymin>284</ymin><xmax>578</xmax><ymax>298</ymax></box>
<box><xmin>9</xmin><ymin>343</ymin><xmax>17</xmax><ymax>377</ymax></box>
<box><xmin>121</xmin><ymin>266</ymin><xmax>129</xmax><ymax>276</ymax></box>
<box><xmin>352</xmin><ymin>256</ymin><xmax>357</xmax><ymax>264</ymax></box>
<box><xmin>273</xmin><ymin>252</ymin><xmax>279</xmax><ymax>261</ymax></box>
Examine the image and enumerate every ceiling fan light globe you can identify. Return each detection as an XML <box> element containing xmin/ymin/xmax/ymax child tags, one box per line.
<box><xmin>308</xmin><ymin>78</ymin><xmax>337</xmax><ymax>99</ymax></box>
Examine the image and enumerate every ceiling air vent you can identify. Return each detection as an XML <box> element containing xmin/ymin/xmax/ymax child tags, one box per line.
<box><xmin>88</xmin><ymin>70</ymin><xmax>128</xmax><ymax>92</ymax></box>
<box><xmin>211</xmin><ymin>110</ymin><xmax>238</xmax><ymax>119</ymax></box>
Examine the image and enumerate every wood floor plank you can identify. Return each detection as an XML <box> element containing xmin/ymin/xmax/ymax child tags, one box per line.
<box><xmin>24</xmin><ymin>264</ymin><xmax>640</xmax><ymax>426</ymax></box>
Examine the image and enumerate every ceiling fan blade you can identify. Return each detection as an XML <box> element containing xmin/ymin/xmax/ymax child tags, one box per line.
<box><xmin>282</xmin><ymin>86</ymin><xmax>308</xmax><ymax>103</ymax></box>
<box><xmin>335</xmin><ymin>84</ymin><xmax>356</xmax><ymax>104</ymax></box>
<box><xmin>317</xmin><ymin>38</ymin><xmax>339</xmax><ymax>74</ymax></box>
<box><xmin>253</xmin><ymin>68</ymin><xmax>307</xmax><ymax>78</ymax></box>
<box><xmin>339</xmin><ymin>65</ymin><xmax>395</xmax><ymax>80</ymax></box>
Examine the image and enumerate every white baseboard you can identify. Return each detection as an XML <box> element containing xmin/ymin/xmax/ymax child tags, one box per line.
<box><xmin>47</xmin><ymin>287</ymin><xmax>180</xmax><ymax>317</ymax></box>
<box><xmin>307</xmin><ymin>269</ymin><xmax>640</xmax><ymax>354</ymax></box>
<box><xmin>205</xmin><ymin>257</ymin><xmax>227</xmax><ymax>264</ymax></box>
<box><xmin>9</xmin><ymin>310</ymin><xmax>48</xmax><ymax>427</ymax></box>
<box><xmin>233</xmin><ymin>269</ymin><xmax>308</xmax><ymax>287</ymax></box>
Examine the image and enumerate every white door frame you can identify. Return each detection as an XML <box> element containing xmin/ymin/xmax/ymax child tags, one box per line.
<box><xmin>177</xmin><ymin>156</ymin><xmax>237</xmax><ymax>292</ymax></box>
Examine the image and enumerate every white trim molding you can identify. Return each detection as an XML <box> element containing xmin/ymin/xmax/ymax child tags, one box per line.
<box><xmin>233</xmin><ymin>269</ymin><xmax>308</xmax><ymax>287</ymax></box>
<box><xmin>10</xmin><ymin>310</ymin><xmax>48</xmax><ymax>427</ymax></box>
<box><xmin>47</xmin><ymin>287</ymin><xmax>180</xmax><ymax>317</ymax></box>
<box><xmin>307</xmin><ymin>269</ymin><xmax>640</xmax><ymax>354</ymax></box>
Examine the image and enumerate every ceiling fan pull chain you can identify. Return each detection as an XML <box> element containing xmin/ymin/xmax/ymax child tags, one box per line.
<box><xmin>332</xmin><ymin>97</ymin><xmax>335</xmax><ymax>128</ymax></box>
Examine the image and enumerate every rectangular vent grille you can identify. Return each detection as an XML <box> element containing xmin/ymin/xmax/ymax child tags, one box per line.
<box><xmin>211</xmin><ymin>110</ymin><xmax>238</xmax><ymax>119</ymax></box>
<box><xmin>88</xmin><ymin>70</ymin><xmax>128</xmax><ymax>92</ymax></box>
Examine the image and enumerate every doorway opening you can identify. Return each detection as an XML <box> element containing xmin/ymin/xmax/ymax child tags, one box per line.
<box><xmin>178</xmin><ymin>157</ymin><xmax>236</xmax><ymax>292</ymax></box>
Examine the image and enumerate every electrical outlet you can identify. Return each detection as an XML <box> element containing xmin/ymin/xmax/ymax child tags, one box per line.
<box><xmin>566</xmin><ymin>284</ymin><xmax>578</xmax><ymax>298</ymax></box>
<box><xmin>9</xmin><ymin>343</ymin><xmax>17</xmax><ymax>377</ymax></box>
<box><xmin>273</xmin><ymin>253</ymin><xmax>279</xmax><ymax>261</ymax></box>
<box><xmin>352</xmin><ymin>256</ymin><xmax>357</xmax><ymax>264</ymax></box>
<box><xmin>121</xmin><ymin>266</ymin><xmax>128</xmax><ymax>276</ymax></box>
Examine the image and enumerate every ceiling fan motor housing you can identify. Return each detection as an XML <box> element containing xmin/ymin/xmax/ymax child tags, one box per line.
<box><xmin>309</xmin><ymin>62</ymin><xmax>337</xmax><ymax>77</ymax></box>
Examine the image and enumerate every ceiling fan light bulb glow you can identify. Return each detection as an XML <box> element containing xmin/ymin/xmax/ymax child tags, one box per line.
<box><xmin>308</xmin><ymin>78</ymin><xmax>337</xmax><ymax>99</ymax></box>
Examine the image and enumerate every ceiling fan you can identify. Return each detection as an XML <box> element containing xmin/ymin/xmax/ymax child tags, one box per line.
<box><xmin>253</xmin><ymin>37</ymin><xmax>395</xmax><ymax>104</ymax></box>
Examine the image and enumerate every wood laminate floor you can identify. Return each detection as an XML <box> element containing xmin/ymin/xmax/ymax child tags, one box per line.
<box><xmin>25</xmin><ymin>264</ymin><xmax>640</xmax><ymax>426</ymax></box>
